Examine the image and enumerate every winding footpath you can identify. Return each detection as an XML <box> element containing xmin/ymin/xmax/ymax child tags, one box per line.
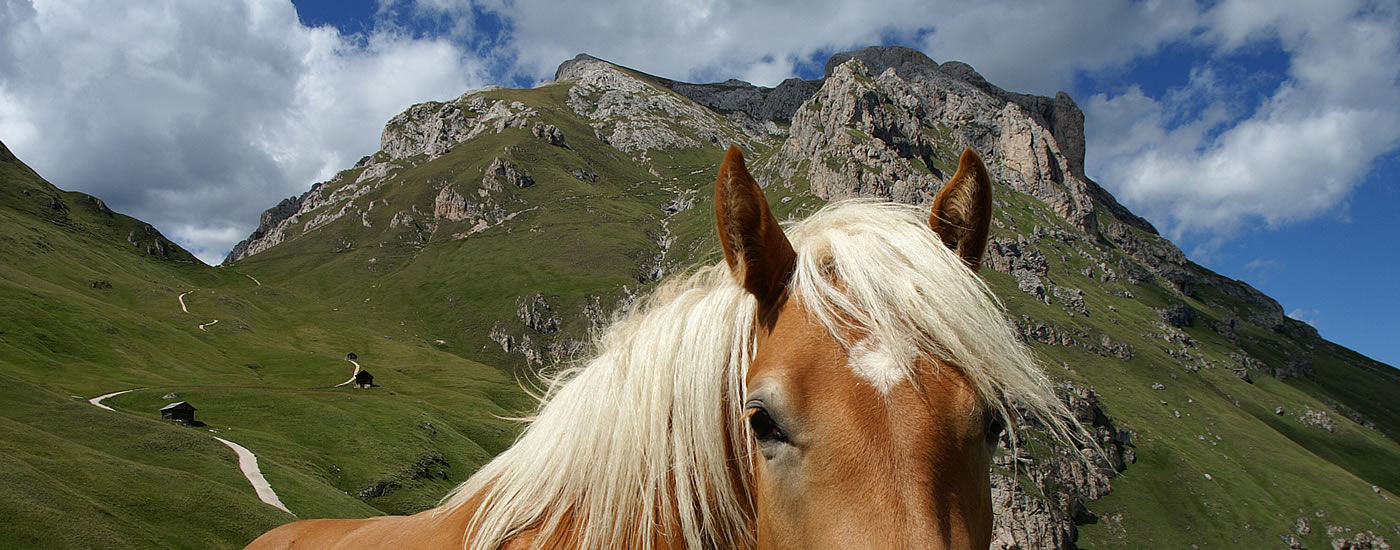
<box><xmin>213</xmin><ymin>437</ymin><xmax>292</xmax><ymax>515</ymax></box>
<box><xmin>89</xmin><ymin>389</ymin><xmax>139</xmax><ymax>411</ymax></box>
<box><xmin>87</xmin><ymin>390</ymin><xmax>293</xmax><ymax>515</ymax></box>
<box><xmin>179</xmin><ymin>290</ymin><xmax>219</xmax><ymax>332</ymax></box>
<box><xmin>334</xmin><ymin>359</ymin><xmax>363</xmax><ymax>387</ymax></box>
<box><xmin>85</xmin><ymin>283</ymin><xmax>293</xmax><ymax>515</ymax></box>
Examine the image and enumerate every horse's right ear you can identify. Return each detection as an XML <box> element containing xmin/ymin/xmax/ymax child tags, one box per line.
<box><xmin>715</xmin><ymin>146</ymin><xmax>796</xmax><ymax>311</ymax></box>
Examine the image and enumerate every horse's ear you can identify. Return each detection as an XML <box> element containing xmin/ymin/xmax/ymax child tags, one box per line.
<box><xmin>715</xmin><ymin>145</ymin><xmax>796</xmax><ymax>310</ymax></box>
<box><xmin>929</xmin><ymin>148</ymin><xmax>994</xmax><ymax>272</ymax></box>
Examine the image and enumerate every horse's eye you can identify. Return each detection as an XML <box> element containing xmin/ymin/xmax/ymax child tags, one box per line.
<box><xmin>985</xmin><ymin>414</ymin><xmax>1005</xmax><ymax>443</ymax></box>
<box><xmin>748</xmin><ymin>407</ymin><xmax>785</xmax><ymax>443</ymax></box>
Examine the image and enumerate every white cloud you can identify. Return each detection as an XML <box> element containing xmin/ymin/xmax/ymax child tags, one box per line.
<box><xmin>919</xmin><ymin>0</ymin><xmax>1202</xmax><ymax>95</ymax></box>
<box><xmin>440</xmin><ymin>0</ymin><xmax>1204</xmax><ymax>93</ymax></box>
<box><xmin>1288</xmin><ymin>307</ymin><xmax>1320</xmax><ymax>328</ymax></box>
<box><xmin>3</xmin><ymin>0</ymin><xmax>1397</xmax><ymax>266</ymax></box>
<box><xmin>0</xmin><ymin>0</ymin><xmax>487</xmax><ymax>264</ymax></box>
<box><xmin>1084</xmin><ymin>0</ymin><xmax>1400</xmax><ymax>244</ymax></box>
<box><xmin>471</xmin><ymin>0</ymin><xmax>937</xmax><ymax>86</ymax></box>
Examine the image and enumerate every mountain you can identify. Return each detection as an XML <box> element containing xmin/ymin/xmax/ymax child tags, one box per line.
<box><xmin>3</xmin><ymin>45</ymin><xmax>1397</xmax><ymax>549</ymax></box>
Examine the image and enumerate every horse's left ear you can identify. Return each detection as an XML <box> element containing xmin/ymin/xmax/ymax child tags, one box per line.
<box><xmin>930</xmin><ymin>148</ymin><xmax>993</xmax><ymax>272</ymax></box>
<box><xmin>715</xmin><ymin>146</ymin><xmax>796</xmax><ymax>311</ymax></box>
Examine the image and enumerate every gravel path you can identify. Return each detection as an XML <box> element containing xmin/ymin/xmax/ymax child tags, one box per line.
<box><xmin>213</xmin><ymin>436</ymin><xmax>293</xmax><ymax>515</ymax></box>
<box><xmin>89</xmin><ymin>389</ymin><xmax>139</xmax><ymax>411</ymax></box>
<box><xmin>88</xmin><ymin>389</ymin><xmax>293</xmax><ymax>516</ymax></box>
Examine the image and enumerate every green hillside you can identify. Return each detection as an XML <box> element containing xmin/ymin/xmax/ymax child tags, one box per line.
<box><xmin>0</xmin><ymin>140</ymin><xmax>529</xmax><ymax>548</ymax></box>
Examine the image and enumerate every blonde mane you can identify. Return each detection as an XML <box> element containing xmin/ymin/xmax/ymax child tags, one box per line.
<box><xmin>441</xmin><ymin>200</ymin><xmax>1082</xmax><ymax>550</ymax></box>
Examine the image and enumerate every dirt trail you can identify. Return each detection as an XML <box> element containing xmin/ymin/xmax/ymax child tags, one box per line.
<box><xmin>334</xmin><ymin>359</ymin><xmax>362</xmax><ymax>387</ymax></box>
<box><xmin>213</xmin><ymin>437</ymin><xmax>293</xmax><ymax>515</ymax></box>
<box><xmin>89</xmin><ymin>389</ymin><xmax>139</xmax><ymax>411</ymax></box>
<box><xmin>179</xmin><ymin>290</ymin><xmax>219</xmax><ymax>331</ymax></box>
<box><xmin>88</xmin><ymin>390</ymin><xmax>293</xmax><ymax>516</ymax></box>
<box><xmin>245</xmin><ymin>274</ymin><xmax>262</xmax><ymax>286</ymax></box>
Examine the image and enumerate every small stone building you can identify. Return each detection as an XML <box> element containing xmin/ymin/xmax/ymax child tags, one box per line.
<box><xmin>160</xmin><ymin>401</ymin><xmax>197</xmax><ymax>423</ymax></box>
<box><xmin>346</xmin><ymin>352</ymin><xmax>357</xmax><ymax>360</ymax></box>
<box><xmin>355</xmin><ymin>370</ymin><xmax>374</xmax><ymax>389</ymax></box>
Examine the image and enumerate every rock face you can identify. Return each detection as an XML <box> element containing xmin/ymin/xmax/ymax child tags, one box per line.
<box><xmin>380</xmin><ymin>93</ymin><xmax>537</xmax><ymax>161</ymax></box>
<box><xmin>224</xmin><ymin>164</ymin><xmax>392</xmax><ymax>263</ymax></box>
<box><xmin>557</xmin><ymin>55</ymin><xmax>766</xmax><ymax>156</ymax></box>
<box><xmin>658</xmin><ymin>76</ymin><xmax>820</xmax><ymax>124</ymax></box>
<box><xmin>769</xmin><ymin>54</ymin><xmax>1102</xmax><ymax>237</ymax></box>
<box><xmin>532</xmin><ymin>123</ymin><xmax>567</xmax><ymax>148</ymax></box>
<box><xmin>991</xmin><ymin>383</ymin><xmax>1133</xmax><ymax>550</ymax></box>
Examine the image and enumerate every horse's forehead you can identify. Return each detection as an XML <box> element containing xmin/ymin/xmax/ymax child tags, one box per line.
<box><xmin>756</xmin><ymin>300</ymin><xmax>979</xmax><ymax>406</ymax></box>
<box><xmin>755</xmin><ymin>300</ymin><xmax>911</xmax><ymax>394</ymax></box>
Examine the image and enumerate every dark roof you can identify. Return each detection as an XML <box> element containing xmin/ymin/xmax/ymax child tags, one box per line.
<box><xmin>355</xmin><ymin>370</ymin><xmax>373</xmax><ymax>379</ymax></box>
<box><xmin>160</xmin><ymin>401</ymin><xmax>196</xmax><ymax>411</ymax></box>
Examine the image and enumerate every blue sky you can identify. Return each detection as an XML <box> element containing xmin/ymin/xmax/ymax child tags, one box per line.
<box><xmin>1</xmin><ymin>0</ymin><xmax>1396</xmax><ymax>368</ymax></box>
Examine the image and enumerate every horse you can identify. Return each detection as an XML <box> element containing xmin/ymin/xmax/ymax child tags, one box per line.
<box><xmin>245</xmin><ymin>146</ymin><xmax>1086</xmax><ymax>549</ymax></box>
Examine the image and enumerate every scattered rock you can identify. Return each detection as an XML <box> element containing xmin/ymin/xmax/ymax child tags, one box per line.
<box><xmin>571</xmin><ymin>168</ymin><xmax>599</xmax><ymax>182</ymax></box>
<box><xmin>531</xmin><ymin>122</ymin><xmax>568</xmax><ymax>147</ymax></box>
<box><xmin>1157</xmin><ymin>304</ymin><xmax>1197</xmax><ymax>327</ymax></box>
<box><xmin>1052</xmin><ymin>286</ymin><xmax>1088</xmax><ymax>316</ymax></box>
<box><xmin>1299</xmin><ymin>406</ymin><xmax>1337</xmax><ymax>432</ymax></box>
<box><xmin>517</xmin><ymin>293</ymin><xmax>560</xmax><ymax>334</ymax></box>
<box><xmin>484</xmin><ymin>157</ymin><xmax>535</xmax><ymax>189</ymax></box>
<box><xmin>1013</xmin><ymin>316</ymin><xmax>1132</xmax><ymax>360</ymax></box>
<box><xmin>1214</xmin><ymin>317</ymin><xmax>1241</xmax><ymax>343</ymax></box>
<box><xmin>88</xmin><ymin>280</ymin><xmax>112</xmax><ymax>289</ymax></box>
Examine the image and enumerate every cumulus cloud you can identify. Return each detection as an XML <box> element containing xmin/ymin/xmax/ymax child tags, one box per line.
<box><xmin>1288</xmin><ymin>308</ymin><xmax>1320</xmax><ymax>328</ymax></box>
<box><xmin>470</xmin><ymin>0</ymin><xmax>934</xmax><ymax>86</ymax></box>
<box><xmin>918</xmin><ymin>0</ymin><xmax>1202</xmax><ymax>95</ymax></box>
<box><xmin>0</xmin><ymin>0</ymin><xmax>488</xmax><ymax>264</ymax></box>
<box><xmin>442</xmin><ymin>0</ymin><xmax>1206</xmax><ymax>91</ymax></box>
<box><xmin>1084</xmin><ymin>0</ymin><xmax>1400</xmax><ymax>246</ymax></box>
<box><xmin>4</xmin><ymin>0</ymin><xmax>1397</xmax><ymax>267</ymax></box>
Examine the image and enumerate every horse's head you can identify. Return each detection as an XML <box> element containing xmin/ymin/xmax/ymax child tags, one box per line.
<box><xmin>716</xmin><ymin>146</ymin><xmax>1011</xmax><ymax>549</ymax></box>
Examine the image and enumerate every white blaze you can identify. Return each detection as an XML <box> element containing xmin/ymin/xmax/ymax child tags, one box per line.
<box><xmin>847</xmin><ymin>336</ymin><xmax>910</xmax><ymax>394</ymax></box>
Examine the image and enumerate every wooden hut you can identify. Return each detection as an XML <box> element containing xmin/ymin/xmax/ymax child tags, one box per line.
<box><xmin>160</xmin><ymin>401</ymin><xmax>197</xmax><ymax>423</ymax></box>
<box><xmin>355</xmin><ymin>370</ymin><xmax>374</xmax><ymax>389</ymax></box>
<box><xmin>346</xmin><ymin>352</ymin><xmax>358</xmax><ymax>360</ymax></box>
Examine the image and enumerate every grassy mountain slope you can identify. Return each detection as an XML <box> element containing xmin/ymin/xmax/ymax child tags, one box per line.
<box><xmin>0</xmin><ymin>142</ymin><xmax>530</xmax><ymax>548</ymax></box>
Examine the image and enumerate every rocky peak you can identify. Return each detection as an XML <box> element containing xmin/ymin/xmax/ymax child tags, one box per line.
<box><xmin>560</xmin><ymin>55</ymin><xmax>764</xmax><ymax>155</ymax></box>
<box><xmin>770</xmin><ymin>56</ymin><xmax>1105</xmax><ymax>235</ymax></box>
<box><xmin>554</xmin><ymin>53</ymin><xmax>605</xmax><ymax>82</ymax></box>
<box><xmin>824</xmin><ymin>45</ymin><xmax>942</xmax><ymax>80</ymax></box>
<box><xmin>657</xmin><ymin>75</ymin><xmax>820</xmax><ymax>124</ymax></box>
<box><xmin>380</xmin><ymin>94</ymin><xmax>537</xmax><ymax>161</ymax></box>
